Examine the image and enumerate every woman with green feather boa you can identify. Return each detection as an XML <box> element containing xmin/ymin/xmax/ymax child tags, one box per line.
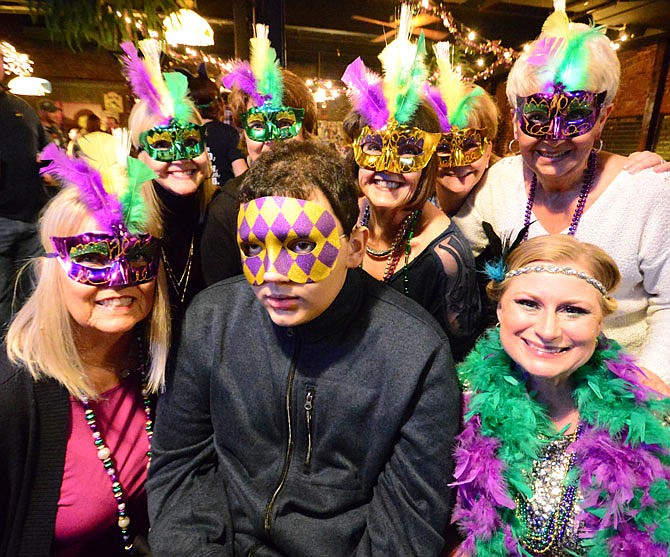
<box><xmin>341</xmin><ymin>6</ymin><xmax>481</xmax><ymax>361</ymax></box>
<box><xmin>448</xmin><ymin>234</ymin><xmax>670</xmax><ymax>557</ymax></box>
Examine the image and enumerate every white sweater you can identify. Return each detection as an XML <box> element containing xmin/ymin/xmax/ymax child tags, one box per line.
<box><xmin>454</xmin><ymin>155</ymin><xmax>670</xmax><ymax>383</ymax></box>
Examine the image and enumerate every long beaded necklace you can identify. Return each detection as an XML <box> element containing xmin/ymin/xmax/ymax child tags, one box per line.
<box><xmin>360</xmin><ymin>204</ymin><xmax>421</xmax><ymax>293</ymax></box>
<box><xmin>524</xmin><ymin>150</ymin><xmax>597</xmax><ymax>239</ymax></box>
<box><xmin>515</xmin><ymin>424</ymin><xmax>584</xmax><ymax>556</ymax></box>
<box><xmin>79</xmin><ymin>376</ymin><xmax>153</xmax><ymax>554</ymax></box>
<box><xmin>160</xmin><ymin>233</ymin><xmax>194</xmax><ymax>304</ymax></box>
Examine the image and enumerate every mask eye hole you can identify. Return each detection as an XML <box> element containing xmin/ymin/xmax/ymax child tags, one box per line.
<box><xmin>288</xmin><ymin>239</ymin><xmax>317</xmax><ymax>254</ymax></box>
<box><xmin>240</xmin><ymin>242</ymin><xmax>263</xmax><ymax>257</ymax></box>
<box><xmin>70</xmin><ymin>251</ymin><xmax>112</xmax><ymax>268</ymax></box>
<box><xmin>360</xmin><ymin>134</ymin><xmax>383</xmax><ymax>156</ymax></box>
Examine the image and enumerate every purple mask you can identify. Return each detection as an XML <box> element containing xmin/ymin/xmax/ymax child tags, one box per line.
<box><xmin>237</xmin><ymin>196</ymin><xmax>343</xmax><ymax>285</ymax></box>
<box><xmin>49</xmin><ymin>232</ymin><xmax>160</xmax><ymax>287</ymax></box>
<box><xmin>516</xmin><ymin>88</ymin><xmax>607</xmax><ymax>140</ymax></box>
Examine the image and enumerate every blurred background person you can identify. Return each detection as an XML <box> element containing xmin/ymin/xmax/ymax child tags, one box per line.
<box><xmin>185</xmin><ymin>63</ymin><xmax>247</xmax><ymax>186</ymax></box>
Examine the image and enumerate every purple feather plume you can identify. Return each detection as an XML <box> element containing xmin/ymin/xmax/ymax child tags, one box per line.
<box><xmin>424</xmin><ymin>83</ymin><xmax>451</xmax><ymax>132</ymax></box>
<box><xmin>120</xmin><ymin>41</ymin><xmax>165</xmax><ymax>119</ymax></box>
<box><xmin>606</xmin><ymin>523</ymin><xmax>668</xmax><ymax>557</ymax></box>
<box><xmin>605</xmin><ymin>352</ymin><xmax>656</xmax><ymax>403</ymax></box>
<box><xmin>40</xmin><ymin>144</ymin><xmax>123</xmax><ymax>233</ymax></box>
<box><xmin>222</xmin><ymin>61</ymin><xmax>265</xmax><ymax>107</ymax></box>
<box><xmin>341</xmin><ymin>57</ymin><xmax>389</xmax><ymax>130</ymax></box>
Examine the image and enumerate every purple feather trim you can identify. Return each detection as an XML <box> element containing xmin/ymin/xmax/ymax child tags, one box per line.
<box><xmin>40</xmin><ymin>144</ymin><xmax>123</xmax><ymax>233</ymax></box>
<box><xmin>424</xmin><ymin>84</ymin><xmax>451</xmax><ymax>132</ymax></box>
<box><xmin>120</xmin><ymin>42</ymin><xmax>165</xmax><ymax>120</ymax></box>
<box><xmin>604</xmin><ymin>350</ymin><xmax>656</xmax><ymax>403</ymax></box>
<box><xmin>341</xmin><ymin>57</ymin><xmax>389</xmax><ymax>130</ymax></box>
<box><xmin>606</xmin><ymin>523</ymin><xmax>668</xmax><ymax>557</ymax></box>
<box><xmin>573</xmin><ymin>426</ymin><xmax>667</xmax><ymax>531</ymax></box>
<box><xmin>222</xmin><ymin>61</ymin><xmax>266</xmax><ymax>107</ymax></box>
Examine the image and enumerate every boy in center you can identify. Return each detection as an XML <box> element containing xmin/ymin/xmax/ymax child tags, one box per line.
<box><xmin>147</xmin><ymin>141</ymin><xmax>461</xmax><ymax>556</ymax></box>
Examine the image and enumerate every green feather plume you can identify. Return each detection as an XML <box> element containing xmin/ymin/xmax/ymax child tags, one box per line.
<box><xmin>378</xmin><ymin>5</ymin><xmax>428</xmax><ymax>125</ymax></box>
<box><xmin>163</xmin><ymin>71</ymin><xmax>194</xmax><ymax>124</ymax></box>
<box><xmin>250</xmin><ymin>24</ymin><xmax>284</xmax><ymax>107</ymax></box>
<box><xmin>556</xmin><ymin>25</ymin><xmax>606</xmax><ymax>90</ymax></box>
<box><xmin>123</xmin><ymin>157</ymin><xmax>154</xmax><ymax>234</ymax></box>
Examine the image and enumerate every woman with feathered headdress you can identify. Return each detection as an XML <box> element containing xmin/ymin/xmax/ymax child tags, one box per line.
<box><xmin>452</xmin><ymin>0</ymin><xmax>670</xmax><ymax>383</ymax></box>
<box><xmin>342</xmin><ymin>5</ymin><xmax>481</xmax><ymax>361</ymax></box>
<box><xmin>199</xmin><ymin>24</ymin><xmax>318</xmax><ymax>286</ymax></box>
<box><xmin>122</xmin><ymin>39</ymin><xmax>214</xmax><ymax>314</ymax></box>
<box><xmin>0</xmin><ymin>131</ymin><xmax>170</xmax><ymax>556</ymax></box>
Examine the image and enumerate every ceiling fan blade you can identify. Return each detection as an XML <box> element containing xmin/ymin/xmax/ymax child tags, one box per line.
<box><xmin>352</xmin><ymin>14</ymin><xmax>398</xmax><ymax>28</ymax></box>
<box><xmin>413</xmin><ymin>28</ymin><xmax>448</xmax><ymax>41</ymax></box>
<box><xmin>410</xmin><ymin>13</ymin><xmax>442</xmax><ymax>27</ymax></box>
<box><xmin>372</xmin><ymin>29</ymin><xmax>398</xmax><ymax>43</ymax></box>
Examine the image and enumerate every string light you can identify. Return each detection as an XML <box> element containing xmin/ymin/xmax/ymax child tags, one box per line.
<box><xmin>408</xmin><ymin>1</ymin><xmax>518</xmax><ymax>81</ymax></box>
<box><xmin>0</xmin><ymin>42</ymin><xmax>34</xmax><ymax>76</ymax></box>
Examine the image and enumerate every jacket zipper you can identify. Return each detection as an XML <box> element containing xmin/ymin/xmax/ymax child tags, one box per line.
<box><xmin>262</xmin><ymin>336</ymin><xmax>299</xmax><ymax>538</ymax></box>
<box><xmin>303</xmin><ymin>386</ymin><xmax>315</xmax><ymax>474</ymax></box>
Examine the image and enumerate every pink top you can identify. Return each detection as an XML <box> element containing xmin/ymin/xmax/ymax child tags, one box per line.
<box><xmin>53</xmin><ymin>375</ymin><xmax>151</xmax><ymax>557</ymax></box>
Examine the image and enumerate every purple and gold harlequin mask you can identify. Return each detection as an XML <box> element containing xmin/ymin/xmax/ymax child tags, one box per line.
<box><xmin>353</xmin><ymin>121</ymin><xmax>440</xmax><ymax>174</ymax></box>
<box><xmin>436</xmin><ymin>127</ymin><xmax>490</xmax><ymax>167</ymax></box>
<box><xmin>237</xmin><ymin>196</ymin><xmax>342</xmax><ymax>285</ymax></box>
<box><xmin>516</xmin><ymin>87</ymin><xmax>607</xmax><ymax>140</ymax></box>
<box><xmin>50</xmin><ymin>232</ymin><xmax>160</xmax><ymax>287</ymax></box>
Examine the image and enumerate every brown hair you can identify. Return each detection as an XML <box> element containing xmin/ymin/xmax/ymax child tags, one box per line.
<box><xmin>228</xmin><ymin>69</ymin><xmax>318</xmax><ymax>138</ymax></box>
<box><xmin>486</xmin><ymin>234</ymin><xmax>621</xmax><ymax>316</ymax></box>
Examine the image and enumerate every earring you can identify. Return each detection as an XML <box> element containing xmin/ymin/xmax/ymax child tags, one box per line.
<box><xmin>593</xmin><ymin>138</ymin><xmax>603</xmax><ymax>154</ymax></box>
<box><xmin>508</xmin><ymin>139</ymin><xmax>520</xmax><ymax>155</ymax></box>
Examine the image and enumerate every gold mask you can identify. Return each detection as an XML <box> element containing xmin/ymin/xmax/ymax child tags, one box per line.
<box><xmin>436</xmin><ymin>127</ymin><xmax>489</xmax><ymax>168</ymax></box>
<box><xmin>353</xmin><ymin>120</ymin><xmax>440</xmax><ymax>174</ymax></box>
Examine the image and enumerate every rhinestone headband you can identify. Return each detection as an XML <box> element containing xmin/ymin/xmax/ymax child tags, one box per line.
<box><xmin>504</xmin><ymin>265</ymin><xmax>608</xmax><ymax>296</ymax></box>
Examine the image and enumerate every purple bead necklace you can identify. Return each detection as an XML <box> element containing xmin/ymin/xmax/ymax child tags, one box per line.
<box><xmin>80</xmin><ymin>374</ymin><xmax>153</xmax><ymax>554</ymax></box>
<box><xmin>524</xmin><ymin>150</ymin><xmax>597</xmax><ymax>238</ymax></box>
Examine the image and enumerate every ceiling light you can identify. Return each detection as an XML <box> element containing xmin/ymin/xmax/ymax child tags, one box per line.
<box><xmin>7</xmin><ymin>76</ymin><xmax>52</xmax><ymax>96</ymax></box>
<box><xmin>163</xmin><ymin>9</ymin><xmax>214</xmax><ymax>46</ymax></box>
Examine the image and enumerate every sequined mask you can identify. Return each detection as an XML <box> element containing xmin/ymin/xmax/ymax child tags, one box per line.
<box><xmin>241</xmin><ymin>105</ymin><xmax>305</xmax><ymax>142</ymax></box>
<box><xmin>138</xmin><ymin>121</ymin><xmax>206</xmax><ymax>162</ymax></box>
<box><xmin>353</xmin><ymin>121</ymin><xmax>440</xmax><ymax>174</ymax></box>
<box><xmin>516</xmin><ymin>88</ymin><xmax>607</xmax><ymax>140</ymax></box>
<box><xmin>237</xmin><ymin>196</ymin><xmax>342</xmax><ymax>285</ymax></box>
<box><xmin>50</xmin><ymin>232</ymin><xmax>160</xmax><ymax>287</ymax></box>
<box><xmin>436</xmin><ymin>127</ymin><xmax>489</xmax><ymax>167</ymax></box>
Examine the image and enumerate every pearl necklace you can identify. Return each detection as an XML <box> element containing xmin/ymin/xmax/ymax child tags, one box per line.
<box><xmin>524</xmin><ymin>150</ymin><xmax>597</xmax><ymax>238</ymax></box>
<box><xmin>80</xmin><ymin>378</ymin><xmax>153</xmax><ymax>553</ymax></box>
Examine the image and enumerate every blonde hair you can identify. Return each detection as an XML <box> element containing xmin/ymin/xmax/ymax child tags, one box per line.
<box><xmin>6</xmin><ymin>186</ymin><xmax>171</xmax><ymax>398</ymax></box>
<box><xmin>466</xmin><ymin>86</ymin><xmax>499</xmax><ymax>142</ymax></box>
<box><xmin>486</xmin><ymin>234</ymin><xmax>621</xmax><ymax>316</ymax></box>
<box><xmin>506</xmin><ymin>23</ymin><xmax>620</xmax><ymax>109</ymax></box>
<box><xmin>127</xmin><ymin>99</ymin><xmax>216</xmax><ymax>237</ymax></box>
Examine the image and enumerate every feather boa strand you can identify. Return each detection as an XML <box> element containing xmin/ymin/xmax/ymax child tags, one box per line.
<box><xmin>452</xmin><ymin>329</ymin><xmax>670</xmax><ymax>556</ymax></box>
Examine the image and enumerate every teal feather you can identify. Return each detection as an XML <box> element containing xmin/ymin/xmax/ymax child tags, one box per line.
<box><xmin>163</xmin><ymin>72</ymin><xmax>194</xmax><ymax>124</ymax></box>
<box><xmin>394</xmin><ymin>32</ymin><xmax>428</xmax><ymax>124</ymax></box>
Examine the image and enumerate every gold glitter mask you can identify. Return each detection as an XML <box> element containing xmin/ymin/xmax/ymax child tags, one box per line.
<box><xmin>436</xmin><ymin>127</ymin><xmax>489</xmax><ymax>167</ymax></box>
<box><xmin>353</xmin><ymin>121</ymin><xmax>440</xmax><ymax>174</ymax></box>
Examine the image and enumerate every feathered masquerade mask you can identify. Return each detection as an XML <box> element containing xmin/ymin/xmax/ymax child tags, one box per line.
<box><xmin>424</xmin><ymin>42</ymin><xmax>489</xmax><ymax>168</ymax></box>
<box><xmin>223</xmin><ymin>25</ymin><xmax>304</xmax><ymax>142</ymax></box>
<box><xmin>342</xmin><ymin>4</ymin><xmax>439</xmax><ymax>174</ymax></box>
<box><xmin>120</xmin><ymin>39</ymin><xmax>205</xmax><ymax>160</ymax></box>
<box><xmin>515</xmin><ymin>0</ymin><xmax>608</xmax><ymax>140</ymax></box>
<box><xmin>40</xmin><ymin>131</ymin><xmax>160</xmax><ymax>287</ymax></box>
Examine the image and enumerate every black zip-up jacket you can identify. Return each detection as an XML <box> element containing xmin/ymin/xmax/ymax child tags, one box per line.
<box><xmin>147</xmin><ymin>269</ymin><xmax>461</xmax><ymax>556</ymax></box>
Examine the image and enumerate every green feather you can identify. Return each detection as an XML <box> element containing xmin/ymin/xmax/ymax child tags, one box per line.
<box><xmin>556</xmin><ymin>26</ymin><xmax>605</xmax><ymax>90</ymax></box>
<box><xmin>450</xmin><ymin>87</ymin><xmax>484</xmax><ymax>129</ymax></box>
<box><xmin>164</xmin><ymin>72</ymin><xmax>194</xmax><ymax>124</ymax></box>
<box><xmin>394</xmin><ymin>33</ymin><xmax>428</xmax><ymax>124</ymax></box>
<box><xmin>122</xmin><ymin>157</ymin><xmax>155</xmax><ymax>234</ymax></box>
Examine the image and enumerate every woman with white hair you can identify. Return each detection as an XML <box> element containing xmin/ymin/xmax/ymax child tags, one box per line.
<box><xmin>454</xmin><ymin>3</ymin><xmax>670</xmax><ymax>382</ymax></box>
